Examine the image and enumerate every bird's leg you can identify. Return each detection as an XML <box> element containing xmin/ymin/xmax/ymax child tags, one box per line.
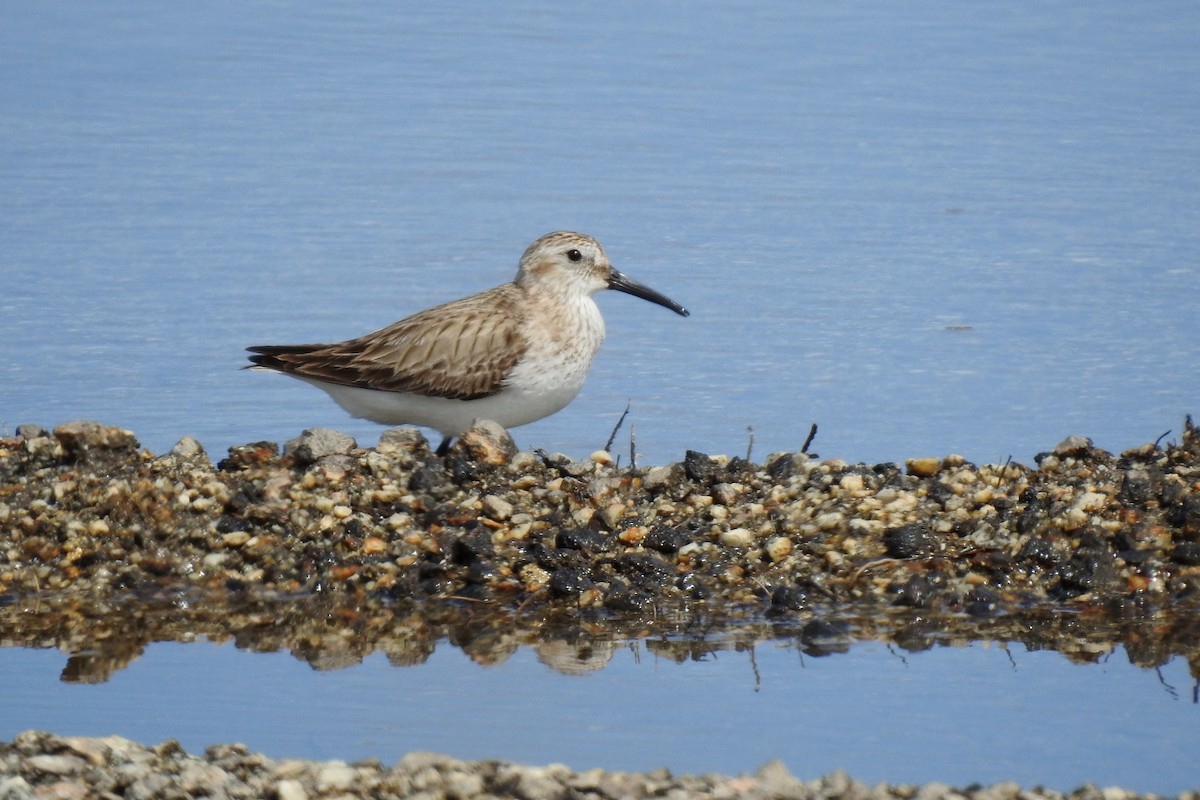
<box><xmin>435</xmin><ymin>437</ymin><xmax>452</xmax><ymax>457</ymax></box>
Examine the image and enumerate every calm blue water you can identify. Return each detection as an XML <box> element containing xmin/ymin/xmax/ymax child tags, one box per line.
<box><xmin>3</xmin><ymin>2</ymin><xmax>1198</xmax><ymax>466</ymax></box>
<box><xmin>1</xmin><ymin>639</ymin><xmax>1197</xmax><ymax>794</ymax></box>
<box><xmin>2</xmin><ymin>1</ymin><xmax>1199</xmax><ymax>791</ymax></box>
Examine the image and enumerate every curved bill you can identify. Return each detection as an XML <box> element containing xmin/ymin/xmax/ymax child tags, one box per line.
<box><xmin>608</xmin><ymin>268</ymin><xmax>690</xmax><ymax>317</ymax></box>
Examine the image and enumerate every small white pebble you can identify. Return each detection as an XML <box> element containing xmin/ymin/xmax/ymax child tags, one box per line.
<box><xmin>719</xmin><ymin>527</ymin><xmax>756</xmax><ymax>548</ymax></box>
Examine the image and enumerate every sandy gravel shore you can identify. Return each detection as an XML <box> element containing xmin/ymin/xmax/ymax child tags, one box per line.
<box><xmin>2</xmin><ymin>730</ymin><xmax>1191</xmax><ymax>800</ymax></box>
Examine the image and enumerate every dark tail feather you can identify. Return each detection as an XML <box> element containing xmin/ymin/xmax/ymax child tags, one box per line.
<box><xmin>244</xmin><ymin>344</ymin><xmax>326</xmax><ymax>371</ymax></box>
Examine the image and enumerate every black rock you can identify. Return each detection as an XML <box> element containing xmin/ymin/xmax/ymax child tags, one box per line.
<box><xmin>768</xmin><ymin>585</ymin><xmax>810</xmax><ymax>612</ymax></box>
<box><xmin>766</xmin><ymin>454</ymin><xmax>796</xmax><ymax>482</ymax></box>
<box><xmin>465</xmin><ymin>561</ymin><xmax>499</xmax><ymax>584</ymax></box>
<box><xmin>1117</xmin><ymin>468</ymin><xmax>1157</xmax><ymax>505</ymax></box>
<box><xmin>676</xmin><ymin>572</ymin><xmax>711</xmax><ymax>600</ymax></box>
<box><xmin>1170</xmin><ymin>542</ymin><xmax>1200</xmax><ymax>565</ymax></box>
<box><xmin>1016</xmin><ymin>536</ymin><xmax>1057</xmax><ymax>567</ymax></box>
<box><xmin>643</xmin><ymin>526</ymin><xmax>689</xmax><ymax>554</ymax></box>
<box><xmin>603</xmin><ymin>583</ymin><xmax>655</xmax><ymax>612</ymax></box>
<box><xmin>556</xmin><ymin>528</ymin><xmax>610</xmax><ymax>553</ymax></box>
<box><xmin>683</xmin><ymin>450</ymin><xmax>719</xmax><ymax>484</ymax></box>
<box><xmin>926</xmin><ymin>481</ymin><xmax>955</xmax><ymax>506</ymax></box>
<box><xmin>883</xmin><ymin>523</ymin><xmax>937</xmax><ymax>559</ymax></box>
<box><xmin>891</xmin><ymin>575</ymin><xmax>935</xmax><ymax>608</ymax></box>
<box><xmin>607</xmin><ymin>552</ymin><xmax>672</xmax><ymax>588</ymax></box>
<box><xmin>964</xmin><ymin>585</ymin><xmax>1001</xmax><ymax>617</ymax></box>
<box><xmin>549</xmin><ymin>568</ymin><xmax>594</xmax><ymax>598</ymax></box>
<box><xmin>452</xmin><ymin>530</ymin><xmax>495</xmax><ymax>565</ymax></box>
<box><xmin>407</xmin><ymin>460</ymin><xmax>448</xmax><ymax>493</ymax></box>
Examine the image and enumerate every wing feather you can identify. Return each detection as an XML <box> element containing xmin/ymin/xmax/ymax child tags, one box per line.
<box><xmin>246</xmin><ymin>284</ymin><xmax>527</xmax><ymax>400</ymax></box>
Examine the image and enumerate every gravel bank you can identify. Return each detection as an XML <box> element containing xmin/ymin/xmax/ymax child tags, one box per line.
<box><xmin>2</xmin><ymin>730</ymin><xmax>1190</xmax><ymax>800</ymax></box>
<box><xmin>3</xmin><ymin>418</ymin><xmax>1200</xmax><ymax>624</ymax></box>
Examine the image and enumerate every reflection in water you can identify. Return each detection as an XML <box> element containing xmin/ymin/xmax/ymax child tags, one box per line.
<box><xmin>2</xmin><ymin>591</ymin><xmax>1198</xmax><ymax>694</ymax></box>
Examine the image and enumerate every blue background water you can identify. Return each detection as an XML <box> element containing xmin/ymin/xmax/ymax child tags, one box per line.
<box><xmin>2</xmin><ymin>2</ymin><xmax>1199</xmax><ymax>792</ymax></box>
<box><xmin>3</xmin><ymin>2</ymin><xmax>1197</xmax><ymax>466</ymax></box>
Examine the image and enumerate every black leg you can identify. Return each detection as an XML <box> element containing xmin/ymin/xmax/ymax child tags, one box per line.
<box><xmin>435</xmin><ymin>436</ymin><xmax>452</xmax><ymax>457</ymax></box>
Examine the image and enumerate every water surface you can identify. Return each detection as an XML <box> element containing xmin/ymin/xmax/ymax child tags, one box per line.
<box><xmin>1</xmin><ymin>637</ymin><xmax>1196</xmax><ymax>794</ymax></box>
<box><xmin>2</xmin><ymin>2</ymin><xmax>1197</xmax><ymax>466</ymax></box>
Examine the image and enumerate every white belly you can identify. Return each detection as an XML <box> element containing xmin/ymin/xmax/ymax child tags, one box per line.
<box><xmin>307</xmin><ymin>374</ymin><xmax>586</xmax><ymax>437</ymax></box>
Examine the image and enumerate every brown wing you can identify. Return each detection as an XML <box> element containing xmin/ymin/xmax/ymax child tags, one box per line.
<box><xmin>246</xmin><ymin>284</ymin><xmax>527</xmax><ymax>401</ymax></box>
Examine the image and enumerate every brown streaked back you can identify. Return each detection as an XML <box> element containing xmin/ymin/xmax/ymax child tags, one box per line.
<box><xmin>246</xmin><ymin>284</ymin><xmax>527</xmax><ymax>401</ymax></box>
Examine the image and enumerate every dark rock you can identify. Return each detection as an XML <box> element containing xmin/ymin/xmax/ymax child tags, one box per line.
<box><xmin>407</xmin><ymin>459</ymin><xmax>448</xmax><ymax>493</ymax></box>
<box><xmin>530</xmin><ymin>542</ymin><xmax>577</xmax><ymax>572</ymax></box>
<box><xmin>606</xmin><ymin>552</ymin><xmax>672</xmax><ymax>588</ymax></box>
<box><xmin>603</xmin><ymin>582</ymin><xmax>654</xmax><ymax>612</ymax></box>
<box><xmin>445</xmin><ymin>454</ymin><xmax>480</xmax><ymax>484</ymax></box>
<box><xmin>883</xmin><ymin>523</ymin><xmax>938</xmax><ymax>559</ymax></box>
<box><xmin>926</xmin><ymin>481</ymin><xmax>955</xmax><ymax>506</ymax></box>
<box><xmin>1015</xmin><ymin>495</ymin><xmax>1048</xmax><ymax>535</ymax></box>
<box><xmin>766</xmin><ymin>454</ymin><xmax>797</xmax><ymax>481</ymax></box>
<box><xmin>676</xmin><ymin>572</ymin><xmax>711</xmax><ymax>600</ymax></box>
<box><xmin>1170</xmin><ymin>542</ymin><xmax>1200</xmax><ymax>565</ymax></box>
<box><xmin>548</xmin><ymin>568</ymin><xmax>594</xmax><ymax>598</ymax></box>
<box><xmin>965</xmin><ymin>585</ymin><xmax>1001</xmax><ymax>617</ymax></box>
<box><xmin>768</xmin><ymin>585</ymin><xmax>810</xmax><ymax>612</ymax></box>
<box><xmin>643</xmin><ymin>526</ymin><xmax>689</xmax><ymax>554</ymax></box>
<box><xmin>1117</xmin><ymin>468</ymin><xmax>1157</xmax><ymax>505</ymax></box>
<box><xmin>1055</xmin><ymin>547</ymin><xmax>1116</xmax><ymax>596</ymax></box>
<box><xmin>1159</xmin><ymin>479</ymin><xmax>1186</xmax><ymax>508</ymax></box>
<box><xmin>891</xmin><ymin>575</ymin><xmax>936</xmax><ymax>608</ymax></box>
<box><xmin>465</xmin><ymin>561</ymin><xmax>500</xmax><ymax>584</ymax></box>
<box><xmin>683</xmin><ymin>450</ymin><xmax>719</xmax><ymax>484</ymax></box>
<box><xmin>451</xmin><ymin>530</ymin><xmax>494</xmax><ymax>564</ymax></box>
<box><xmin>1167</xmin><ymin>496</ymin><xmax>1200</xmax><ymax>536</ymax></box>
<box><xmin>556</xmin><ymin>528</ymin><xmax>610</xmax><ymax>553</ymax></box>
<box><xmin>215</xmin><ymin>516</ymin><xmax>247</xmax><ymax>534</ymax></box>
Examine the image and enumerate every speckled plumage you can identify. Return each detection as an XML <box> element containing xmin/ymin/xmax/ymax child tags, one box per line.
<box><xmin>247</xmin><ymin>231</ymin><xmax>688</xmax><ymax>454</ymax></box>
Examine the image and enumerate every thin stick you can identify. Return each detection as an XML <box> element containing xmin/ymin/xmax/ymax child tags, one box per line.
<box><xmin>604</xmin><ymin>402</ymin><xmax>632</xmax><ymax>452</ymax></box>
<box><xmin>630</xmin><ymin>422</ymin><xmax>638</xmax><ymax>472</ymax></box>
<box><xmin>801</xmin><ymin>423</ymin><xmax>818</xmax><ymax>454</ymax></box>
<box><xmin>745</xmin><ymin>425</ymin><xmax>755</xmax><ymax>462</ymax></box>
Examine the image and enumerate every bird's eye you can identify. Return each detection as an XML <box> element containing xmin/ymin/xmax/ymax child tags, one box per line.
<box><xmin>566</xmin><ymin>249</ymin><xmax>583</xmax><ymax>262</ymax></box>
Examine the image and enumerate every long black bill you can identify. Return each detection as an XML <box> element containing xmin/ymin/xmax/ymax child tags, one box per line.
<box><xmin>608</xmin><ymin>268</ymin><xmax>690</xmax><ymax>317</ymax></box>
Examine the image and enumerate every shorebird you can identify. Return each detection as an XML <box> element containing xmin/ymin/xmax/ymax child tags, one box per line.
<box><xmin>247</xmin><ymin>231</ymin><xmax>689</xmax><ymax>456</ymax></box>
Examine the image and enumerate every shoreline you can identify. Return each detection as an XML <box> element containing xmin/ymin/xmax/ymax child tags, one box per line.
<box><xmin>3</xmin><ymin>417</ymin><xmax>1199</xmax><ymax>619</ymax></box>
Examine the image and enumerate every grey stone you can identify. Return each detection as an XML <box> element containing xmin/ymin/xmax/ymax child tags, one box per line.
<box><xmin>284</xmin><ymin>428</ymin><xmax>357</xmax><ymax>466</ymax></box>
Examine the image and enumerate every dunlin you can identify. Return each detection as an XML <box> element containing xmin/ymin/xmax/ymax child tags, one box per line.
<box><xmin>246</xmin><ymin>231</ymin><xmax>689</xmax><ymax>455</ymax></box>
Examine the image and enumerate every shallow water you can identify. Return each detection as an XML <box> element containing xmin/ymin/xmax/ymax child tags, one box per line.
<box><xmin>2</xmin><ymin>1</ymin><xmax>1199</xmax><ymax>792</ymax></box>
<box><xmin>2</xmin><ymin>2</ymin><xmax>1198</xmax><ymax>467</ymax></box>
<box><xmin>1</xmin><ymin>636</ymin><xmax>1197</xmax><ymax>794</ymax></box>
